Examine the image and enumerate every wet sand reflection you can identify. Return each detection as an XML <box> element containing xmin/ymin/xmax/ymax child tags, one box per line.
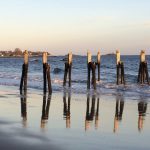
<box><xmin>20</xmin><ymin>89</ymin><xmax>27</xmax><ymax>127</ymax></box>
<box><xmin>41</xmin><ymin>94</ymin><xmax>51</xmax><ymax>129</ymax></box>
<box><xmin>113</xmin><ymin>94</ymin><xmax>124</xmax><ymax>133</ymax></box>
<box><xmin>63</xmin><ymin>90</ymin><xmax>71</xmax><ymax>128</ymax></box>
<box><xmin>138</xmin><ymin>98</ymin><xmax>147</xmax><ymax>132</ymax></box>
<box><xmin>85</xmin><ymin>94</ymin><xmax>100</xmax><ymax>131</ymax></box>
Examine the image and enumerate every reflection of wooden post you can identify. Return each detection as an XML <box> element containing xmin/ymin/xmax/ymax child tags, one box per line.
<box><xmin>20</xmin><ymin>89</ymin><xmax>27</xmax><ymax>128</ymax></box>
<box><xmin>63</xmin><ymin>52</ymin><xmax>73</xmax><ymax>87</ymax></box>
<box><xmin>41</xmin><ymin>95</ymin><xmax>51</xmax><ymax>129</ymax></box>
<box><xmin>20</xmin><ymin>50</ymin><xmax>28</xmax><ymax>93</ymax></box>
<box><xmin>63</xmin><ymin>90</ymin><xmax>71</xmax><ymax>128</ymax></box>
<box><xmin>138</xmin><ymin>101</ymin><xmax>147</xmax><ymax>132</ymax></box>
<box><xmin>113</xmin><ymin>96</ymin><xmax>124</xmax><ymax>133</ymax></box>
<box><xmin>116</xmin><ymin>50</ymin><xmax>125</xmax><ymax>85</ymax></box>
<box><xmin>97</xmin><ymin>51</ymin><xmax>101</xmax><ymax>81</ymax></box>
<box><xmin>138</xmin><ymin>50</ymin><xmax>149</xmax><ymax>84</ymax></box>
<box><xmin>87</xmin><ymin>51</ymin><xmax>92</xmax><ymax>89</ymax></box>
<box><xmin>95</xmin><ymin>98</ymin><xmax>99</xmax><ymax>129</ymax></box>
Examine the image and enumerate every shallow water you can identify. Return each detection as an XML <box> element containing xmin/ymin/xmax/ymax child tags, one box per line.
<box><xmin>0</xmin><ymin>55</ymin><xmax>150</xmax><ymax>98</ymax></box>
<box><xmin>0</xmin><ymin>86</ymin><xmax>150</xmax><ymax>150</ymax></box>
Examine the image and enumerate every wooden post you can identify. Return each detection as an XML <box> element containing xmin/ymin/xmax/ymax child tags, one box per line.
<box><xmin>68</xmin><ymin>52</ymin><xmax>72</xmax><ymax>87</ymax></box>
<box><xmin>23</xmin><ymin>50</ymin><xmax>28</xmax><ymax>91</ymax></box>
<box><xmin>43</xmin><ymin>52</ymin><xmax>47</xmax><ymax>94</ymax></box>
<box><xmin>20</xmin><ymin>50</ymin><xmax>28</xmax><ymax>93</ymax></box>
<box><xmin>97</xmin><ymin>51</ymin><xmax>101</xmax><ymax>81</ymax></box>
<box><xmin>43</xmin><ymin>52</ymin><xmax>47</xmax><ymax>64</ymax></box>
<box><xmin>63</xmin><ymin>52</ymin><xmax>73</xmax><ymax>87</ymax></box>
<box><xmin>46</xmin><ymin>64</ymin><xmax>52</xmax><ymax>94</ymax></box>
<box><xmin>68</xmin><ymin>52</ymin><xmax>72</xmax><ymax>65</ymax></box>
<box><xmin>121</xmin><ymin>62</ymin><xmax>125</xmax><ymax>84</ymax></box>
<box><xmin>116</xmin><ymin>50</ymin><xmax>120</xmax><ymax>65</ymax></box>
<box><xmin>116</xmin><ymin>50</ymin><xmax>120</xmax><ymax>85</ymax></box>
<box><xmin>140</xmin><ymin>50</ymin><xmax>145</xmax><ymax>63</ymax></box>
<box><xmin>116</xmin><ymin>50</ymin><xmax>125</xmax><ymax>85</ymax></box>
<box><xmin>24</xmin><ymin>50</ymin><xmax>28</xmax><ymax>65</ymax></box>
<box><xmin>91</xmin><ymin>62</ymin><xmax>96</xmax><ymax>89</ymax></box>
<box><xmin>87</xmin><ymin>51</ymin><xmax>92</xmax><ymax>89</ymax></box>
<box><xmin>145</xmin><ymin>62</ymin><xmax>149</xmax><ymax>84</ymax></box>
<box><xmin>138</xmin><ymin>50</ymin><xmax>149</xmax><ymax>84</ymax></box>
<box><xmin>63</xmin><ymin>62</ymin><xmax>68</xmax><ymax>86</ymax></box>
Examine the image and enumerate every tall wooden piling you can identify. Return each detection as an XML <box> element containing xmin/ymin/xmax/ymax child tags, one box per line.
<box><xmin>43</xmin><ymin>52</ymin><xmax>52</xmax><ymax>94</ymax></box>
<box><xmin>116</xmin><ymin>50</ymin><xmax>120</xmax><ymax>85</ymax></box>
<box><xmin>20</xmin><ymin>50</ymin><xmax>28</xmax><ymax>93</ymax></box>
<box><xmin>97</xmin><ymin>51</ymin><xmax>101</xmax><ymax>81</ymax></box>
<box><xmin>63</xmin><ymin>52</ymin><xmax>72</xmax><ymax>87</ymax></box>
<box><xmin>87</xmin><ymin>51</ymin><xmax>97</xmax><ymax>89</ymax></box>
<box><xmin>46</xmin><ymin>64</ymin><xmax>52</xmax><ymax>94</ymax></box>
<box><xmin>137</xmin><ymin>50</ymin><xmax>149</xmax><ymax>84</ymax></box>
<box><xmin>43</xmin><ymin>52</ymin><xmax>47</xmax><ymax>94</ymax></box>
<box><xmin>87</xmin><ymin>51</ymin><xmax>92</xmax><ymax>89</ymax></box>
<box><xmin>91</xmin><ymin>62</ymin><xmax>96</xmax><ymax>89</ymax></box>
<box><xmin>116</xmin><ymin>50</ymin><xmax>125</xmax><ymax>85</ymax></box>
<box><xmin>68</xmin><ymin>52</ymin><xmax>72</xmax><ymax>87</ymax></box>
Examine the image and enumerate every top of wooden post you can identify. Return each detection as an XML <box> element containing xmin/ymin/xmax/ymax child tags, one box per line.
<box><xmin>24</xmin><ymin>50</ymin><xmax>28</xmax><ymax>64</ymax></box>
<box><xmin>140</xmin><ymin>50</ymin><xmax>145</xmax><ymax>62</ymax></box>
<box><xmin>97</xmin><ymin>51</ymin><xmax>101</xmax><ymax>64</ymax></box>
<box><xmin>116</xmin><ymin>50</ymin><xmax>120</xmax><ymax>65</ymax></box>
<box><xmin>87</xmin><ymin>51</ymin><xmax>92</xmax><ymax>63</ymax></box>
<box><xmin>68</xmin><ymin>52</ymin><xmax>73</xmax><ymax>65</ymax></box>
<box><xmin>43</xmin><ymin>52</ymin><xmax>47</xmax><ymax>64</ymax></box>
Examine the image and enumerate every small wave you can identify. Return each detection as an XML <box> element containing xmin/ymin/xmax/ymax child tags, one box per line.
<box><xmin>53</xmin><ymin>79</ymin><xmax>63</xmax><ymax>84</ymax></box>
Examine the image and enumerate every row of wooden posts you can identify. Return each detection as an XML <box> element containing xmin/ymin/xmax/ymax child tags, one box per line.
<box><xmin>19</xmin><ymin>50</ymin><xmax>149</xmax><ymax>94</ymax></box>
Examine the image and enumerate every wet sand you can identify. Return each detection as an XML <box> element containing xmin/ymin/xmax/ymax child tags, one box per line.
<box><xmin>0</xmin><ymin>86</ymin><xmax>150</xmax><ymax>150</ymax></box>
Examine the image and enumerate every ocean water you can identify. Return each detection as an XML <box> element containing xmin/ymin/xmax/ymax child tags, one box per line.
<box><xmin>0</xmin><ymin>55</ymin><xmax>150</xmax><ymax>98</ymax></box>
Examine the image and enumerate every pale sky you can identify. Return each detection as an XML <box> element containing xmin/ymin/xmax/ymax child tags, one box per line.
<box><xmin>0</xmin><ymin>0</ymin><xmax>150</xmax><ymax>55</ymax></box>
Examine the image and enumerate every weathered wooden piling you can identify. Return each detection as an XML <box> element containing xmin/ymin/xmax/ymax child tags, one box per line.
<box><xmin>137</xmin><ymin>50</ymin><xmax>149</xmax><ymax>84</ymax></box>
<box><xmin>97</xmin><ymin>51</ymin><xmax>101</xmax><ymax>81</ymax></box>
<box><xmin>87</xmin><ymin>51</ymin><xmax>92</xmax><ymax>89</ymax></box>
<box><xmin>116</xmin><ymin>50</ymin><xmax>125</xmax><ymax>85</ymax></box>
<box><xmin>87</xmin><ymin>51</ymin><xmax>97</xmax><ymax>89</ymax></box>
<box><xmin>43</xmin><ymin>52</ymin><xmax>47</xmax><ymax>94</ymax></box>
<box><xmin>43</xmin><ymin>52</ymin><xmax>52</xmax><ymax>94</ymax></box>
<box><xmin>20</xmin><ymin>50</ymin><xmax>28</xmax><ymax>93</ymax></box>
<box><xmin>91</xmin><ymin>62</ymin><xmax>96</xmax><ymax>89</ymax></box>
<box><xmin>63</xmin><ymin>52</ymin><xmax>72</xmax><ymax>87</ymax></box>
